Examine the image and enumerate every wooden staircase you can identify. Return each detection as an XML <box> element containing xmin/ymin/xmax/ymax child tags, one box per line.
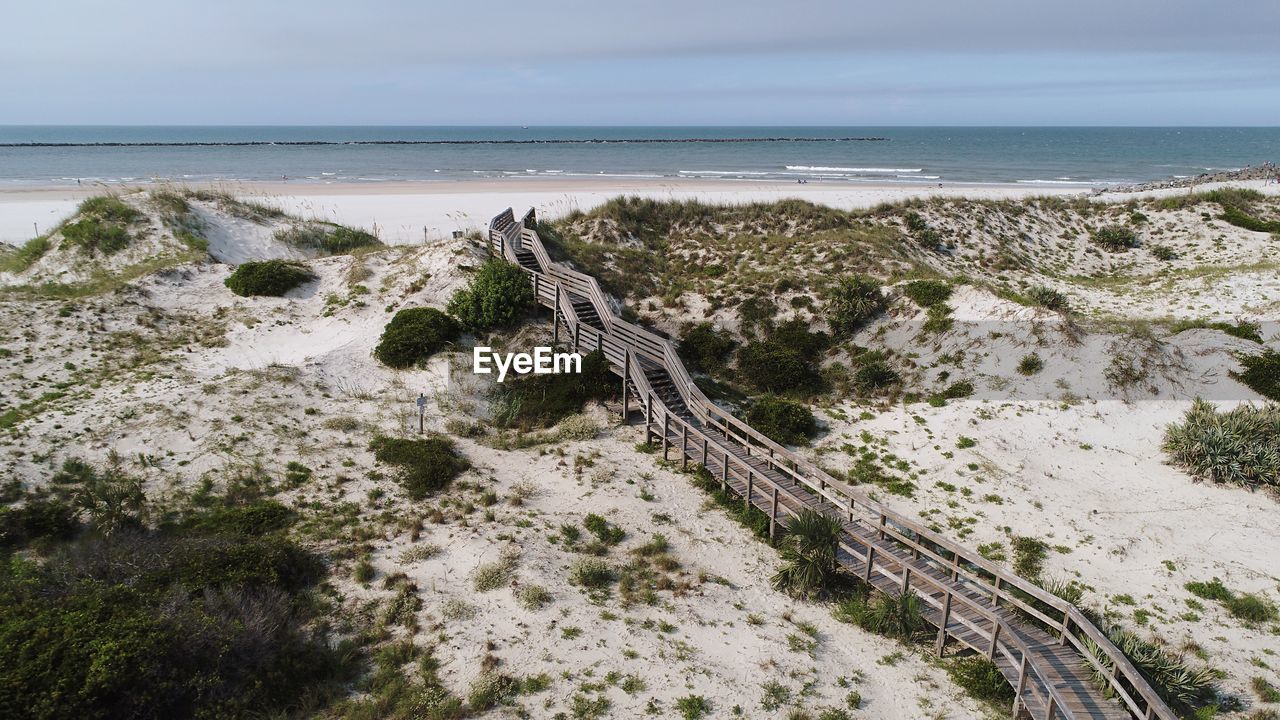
<box><xmin>488</xmin><ymin>207</ymin><xmax>1174</xmax><ymax>720</ymax></box>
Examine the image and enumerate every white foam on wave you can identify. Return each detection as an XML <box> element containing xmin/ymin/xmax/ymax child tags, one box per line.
<box><xmin>1016</xmin><ymin>179</ymin><xmax>1106</xmax><ymax>186</ymax></box>
<box><xmin>786</xmin><ymin>165</ymin><xmax>923</xmax><ymax>173</ymax></box>
<box><xmin>679</xmin><ymin>170</ymin><xmax>772</xmax><ymax>176</ymax></box>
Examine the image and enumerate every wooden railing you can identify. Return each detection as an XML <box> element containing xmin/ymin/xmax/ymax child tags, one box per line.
<box><xmin>488</xmin><ymin>208</ymin><xmax>1172</xmax><ymax>720</ymax></box>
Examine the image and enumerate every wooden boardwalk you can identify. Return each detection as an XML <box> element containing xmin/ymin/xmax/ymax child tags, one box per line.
<box><xmin>489</xmin><ymin>208</ymin><xmax>1172</xmax><ymax>720</ymax></box>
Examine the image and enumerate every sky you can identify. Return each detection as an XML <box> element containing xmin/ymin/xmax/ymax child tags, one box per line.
<box><xmin>3</xmin><ymin>1</ymin><xmax>1278</xmax><ymax>126</ymax></box>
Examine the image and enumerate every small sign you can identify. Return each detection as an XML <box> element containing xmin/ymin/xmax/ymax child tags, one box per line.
<box><xmin>416</xmin><ymin>394</ymin><xmax>427</xmax><ymax>409</ymax></box>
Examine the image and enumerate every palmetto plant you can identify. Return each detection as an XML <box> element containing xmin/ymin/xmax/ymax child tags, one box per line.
<box><xmin>865</xmin><ymin>589</ymin><xmax>927</xmax><ymax>640</ymax></box>
<box><xmin>1162</xmin><ymin>398</ymin><xmax>1279</xmax><ymax>489</ymax></box>
<box><xmin>1082</xmin><ymin>627</ymin><xmax>1219</xmax><ymax>713</ymax></box>
<box><xmin>770</xmin><ymin>509</ymin><xmax>843</xmax><ymax>599</ymax></box>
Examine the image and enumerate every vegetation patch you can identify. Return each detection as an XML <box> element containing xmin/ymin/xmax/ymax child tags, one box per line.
<box><xmin>825</xmin><ymin>274</ymin><xmax>886</xmax><ymax>336</ymax></box>
<box><xmin>1231</xmin><ymin>349</ymin><xmax>1280</xmax><ymax>401</ymax></box>
<box><xmin>1163</xmin><ymin>398</ymin><xmax>1279</xmax><ymax>490</ymax></box>
<box><xmin>1090</xmin><ymin>225</ymin><xmax>1139</xmax><ymax>252</ymax></box>
<box><xmin>374</xmin><ymin>307</ymin><xmax>461</xmax><ymax>369</ymax></box>
<box><xmin>679</xmin><ymin>322</ymin><xmax>737</xmax><ymax>373</ymax></box>
<box><xmin>488</xmin><ymin>350</ymin><xmax>615</xmax><ymax>429</ymax></box>
<box><xmin>745</xmin><ymin>396</ymin><xmax>817</xmax><ymax>446</ymax></box>
<box><xmin>274</xmin><ymin>222</ymin><xmax>383</xmax><ymax>255</ymax></box>
<box><xmin>446</xmin><ymin>259</ymin><xmax>535</xmax><ymax>331</ymax></box>
<box><xmin>369</xmin><ymin>434</ymin><xmax>470</xmax><ymax>499</ymax></box>
<box><xmin>224</xmin><ymin>259</ymin><xmax>315</xmax><ymax>297</ymax></box>
<box><xmin>902</xmin><ymin>279</ymin><xmax>952</xmax><ymax>308</ymax></box>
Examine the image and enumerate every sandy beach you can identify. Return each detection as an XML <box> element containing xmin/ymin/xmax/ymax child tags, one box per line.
<box><xmin>0</xmin><ymin>177</ymin><xmax>1087</xmax><ymax>246</ymax></box>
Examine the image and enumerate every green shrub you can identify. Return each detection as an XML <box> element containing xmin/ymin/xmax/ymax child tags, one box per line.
<box><xmin>1163</xmin><ymin>399</ymin><xmax>1279</xmax><ymax>490</ymax></box>
<box><xmin>771</xmin><ymin>510</ymin><xmax>843</xmax><ymax>599</ymax></box>
<box><xmin>0</xmin><ymin>497</ymin><xmax>80</xmax><ymax>549</ymax></box>
<box><xmin>1083</xmin><ymin>626</ymin><xmax>1218</xmax><ymax>713</ymax></box>
<box><xmin>488</xmin><ymin>350</ymin><xmax>615</xmax><ymax>429</ymax></box>
<box><xmin>825</xmin><ymin>274</ymin><xmax>885</xmax><ymax>336</ymax></box>
<box><xmin>1170</xmin><ymin>319</ymin><xmax>1263</xmax><ymax>344</ymax></box>
<box><xmin>0</xmin><ymin>236</ymin><xmax>52</xmax><ymax>272</ymax></box>
<box><xmin>679</xmin><ymin>323</ymin><xmax>736</xmax><ymax>373</ymax></box>
<box><xmin>568</xmin><ymin>557</ymin><xmax>615</xmax><ymax>588</ymax></box>
<box><xmin>224</xmin><ymin>260</ymin><xmax>315</xmax><ymax>297</ymax></box>
<box><xmin>1225</xmin><ymin>593</ymin><xmax>1278</xmax><ymax>623</ymax></box>
<box><xmin>737</xmin><ymin>341</ymin><xmax>820</xmax><ymax>393</ymax></box>
<box><xmin>768</xmin><ymin>318</ymin><xmax>830</xmax><ymax>361</ymax></box>
<box><xmin>370</xmin><ymin>435</ymin><xmax>470</xmax><ymax>499</ymax></box>
<box><xmin>1221</xmin><ymin>205</ymin><xmax>1280</xmax><ymax>233</ymax></box>
<box><xmin>1091</xmin><ymin>225</ymin><xmax>1139</xmax><ymax>251</ymax></box>
<box><xmin>374</xmin><ymin>307</ymin><xmax>461</xmax><ymax>369</ymax></box>
<box><xmin>78</xmin><ymin>195</ymin><xmax>141</xmax><ymax>223</ymax></box>
<box><xmin>746</xmin><ymin>396</ymin><xmax>817</xmax><ymax>446</ymax></box>
<box><xmin>902</xmin><ymin>279</ymin><xmax>952</xmax><ymax>308</ymax></box>
<box><xmin>852</xmin><ymin>357</ymin><xmax>899</xmax><ymax>394</ymax></box>
<box><xmin>1185</xmin><ymin>577</ymin><xmax>1233</xmax><ymax>602</ymax></box>
<box><xmin>1026</xmin><ymin>285</ymin><xmax>1070</xmax><ymax>312</ymax></box>
<box><xmin>446</xmin><ymin>259</ymin><xmax>535</xmax><ymax>331</ymax></box>
<box><xmin>1012</xmin><ymin>536</ymin><xmax>1049</xmax><ymax>578</ymax></box>
<box><xmin>863</xmin><ymin>590</ymin><xmax>926</xmax><ymax>639</ymax></box>
<box><xmin>1017</xmin><ymin>353</ymin><xmax>1045</xmax><ymax>376</ymax></box>
<box><xmin>61</xmin><ymin>218</ymin><xmax>131</xmax><ymax>255</ymax></box>
<box><xmin>583</xmin><ymin>513</ymin><xmax>625</xmax><ymax>545</ymax></box>
<box><xmin>0</xmin><ymin>527</ymin><xmax>341</xmax><ymax>720</ymax></box>
<box><xmin>176</xmin><ymin>501</ymin><xmax>295</xmax><ymax>536</ymax></box>
<box><xmin>1151</xmin><ymin>245</ymin><xmax>1177</xmax><ymax>261</ymax></box>
<box><xmin>274</xmin><ymin>223</ymin><xmax>382</xmax><ymax>254</ymax></box>
<box><xmin>1232</xmin><ymin>350</ymin><xmax>1280</xmax><ymax>401</ymax></box>
<box><xmin>676</xmin><ymin>695</ymin><xmax>711</xmax><ymax>720</ymax></box>
<box><xmin>946</xmin><ymin>656</ymin><xmax>1014</xmax><ymax>705</ymax></box>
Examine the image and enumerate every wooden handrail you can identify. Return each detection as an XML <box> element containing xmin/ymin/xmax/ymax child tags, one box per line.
<box><xmin>490</xmin><ymin>208</ymin><xmax>1176</xmax><ymax>720</ymax></box>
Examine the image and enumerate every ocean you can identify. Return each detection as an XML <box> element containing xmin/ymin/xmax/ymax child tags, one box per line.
<box><xmin>0</xmin><ymin>126</ymin><xmax>1276</xmax><ymax>187</ymax></box>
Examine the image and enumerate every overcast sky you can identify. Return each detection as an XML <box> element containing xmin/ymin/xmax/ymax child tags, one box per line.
<box><xmin>4</xmin><ymin>1</ymin><xmax>1278</xmax><ymax>125</ymax></box>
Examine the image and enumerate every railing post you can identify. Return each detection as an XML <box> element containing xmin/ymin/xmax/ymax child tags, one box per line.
<box><xmin>769</xmin><ymin>487</ymin><xmax>778</xmax><ymax>539</ymax></box>
<box><xmin>1060</xmin><ymin>610</ymin><xmax>1071</xmax><ymax>646</ymax></box>
<box><xmin>552</xmin><ymin>284</ymin><xmax>560</xmax><ymax>345</ymax></box>
<box><xmin>864</xmin><ymin>546</ymin><xmax>875</xmax><ymax>582</ymax></box>
<box><xmin>573</xmin><ymin>320</ymin><xmax>580</xmax><ymax>353</ymax></box>
<box><xmin>1012</xmin><ymin>654</ymin><xmax>1028</xmax><ymax>718</ymax></box>
<box><xmin>988</xmin><ymin>619</ymin><xmax>1001</xmax><ymax>660</ymax></box>
<box><xmin>621</xmin><ymin>352</ymin><xmax>629</xmax><ymax>423</ymax></box>
<box><xmin>745</xmin><ymin>470</ymin><xmax>753</xmax><ymax>512</ymax></box>
<box><xmin>701</xmin><ymin>436</ymin><xmax>708</xmax><ymax>466</ymax></box>
<box><xmin>720</xmin><ymin>451</ymin><xmax>729</xmax><ymax>491</ymax></box>
<box><xmin>680</xmin><ymin>424</ymin><xmax>688</xmax><ymax>469</ymax></box>
<box><xmin>877</xmin><ymin>514</ymin><xmax>887</xmax><ymax>540</ymax></box>
<box><xmin>662</xmin><ymin>412</ymin><xmax>669</xmax><ymax>460</ymax></box>
<box><xmin>935</xmin><ymin>591</ymin><xmax>952</xmax><ymax>657</ymax></box>
<box><xmin>901</xmin><ymin>565</ymin><xmax>911</xmax><ymax>594</ymax></box>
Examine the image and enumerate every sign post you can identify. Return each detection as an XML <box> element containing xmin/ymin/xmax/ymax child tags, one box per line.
<box><xmin>416</xmin><ymin>393</ymin><xmax>427</xmax><ymax>434</ymax></box>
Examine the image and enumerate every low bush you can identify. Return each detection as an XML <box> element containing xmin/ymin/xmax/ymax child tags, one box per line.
<box><xmin>902</xmin><ymin>279</ymin><xmax>952</xmax><ymax>308</ymax></box>
<box><xmin>224</xmin><ymin>260</ymin><xmax>315</xmax><ymax>297</ymax></box>
<box><xmin>568</xmin><ymin>557</ymin><xmax>615</xmax><ymax>588</ymax></box>
<box><xmin>1231</xmin><ymin>349</ymin><xmax>1280</xmax><ymax>401</ymax></box>
<box><xmin>0</xmin><ymin>236</ymin><xmax>52</xmax><ymax>272</ymax></box>
<box><xmin>946</xmin><ymin>656</ymin><xmax>1014</xmax><ymax>705</ymax></box>
<box><xmin>0</xmin><ymin>512</ymin><xmax>343</xmax><ymax>720</ymax></box>
<box><xmin>373</xmin><ymin>307</ymin><xmax>461</xmax><ymax>369</ymax></box>
<box><xmin>1017</xmin><ymin>353</ymin><xmax>1045</xmax><ymax>376</ymax></box>
<box><xmin>1026</xmin><ymin>285</ymin><xmax>1070</xmax><ymax>312</ymax></box>
<box><xmin>746</xmin><ymin>396</ymin><xmax>817</xmax><ymax>446</ymax></box>
<box><xmin>852</xmin><ymin>355</ymin><xmax>899</xmax><ymax>395</ymax></box>
<box><xmin>488</xmin><ymin>350</ymin><xmax>615</xmax><ymax>429</ymax></box>
<box><xmin>446</xmin><ymin>259</ymin><xmax>535</xmax><ymax>331</ymax></box>
<box><xmin>1170</xmin><ymin>319</ymin><xmax>1263</xmax><ymax>344</ymax></box>
<box><xmin>1083</xmin><ymin>626</ymin><xmax>1218</xmax><ymax>714</ymax></box>
<box><xmin>60</xmin><ymin>218</ymin><xmax>131</xmax><ymax>255</ymax></box>
<box><xmin>737</xmin><ymin>341</ymin><xmax>820</xmax><ymax>393</ymax></box>
<box><xmin>679</xmin><ymin>323</ymin><xmax>737</xmax><ymax>373</ymax></box>
<box><xmin>771</xmin><ymin>509</ymin><xmax>844</xmax><ymax>599</ymax></box>
<box><xmin>1163</xmin><ymin>398</ymin><xmax>1279</xmax><ymax>490</ymax></box>
<box><xmin>1221</xmin><ymin>204</ymin><xmax>1280</xmax><ymax>233</ymax></box>
<box><xmin>825</xmin><ymin>274</ymin><xmax>885</xmax><ymax>336</ymax></box>
<box><xmin>369</xmin><ymin>435</ymin><xmax>470</xmax><ymax>499</ymax></box>
<box><xmin>1090</xmin><ymin>225</ymin><xmax>1139</xmax><ymax>251</ymax></box>
<box><xmin>78</xmin><ymin>195</ymin><xmax>141</xmax><ymax>223</ymax></box>
<box><xmin>274</xmin><ymin>223</ymin><xmax>382</xmax><ymax>254</ymax></box>
<box><xmin>767</xmin><ymin>318</ymin><xmax>830</xmax><ymax>361</ymax></box>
